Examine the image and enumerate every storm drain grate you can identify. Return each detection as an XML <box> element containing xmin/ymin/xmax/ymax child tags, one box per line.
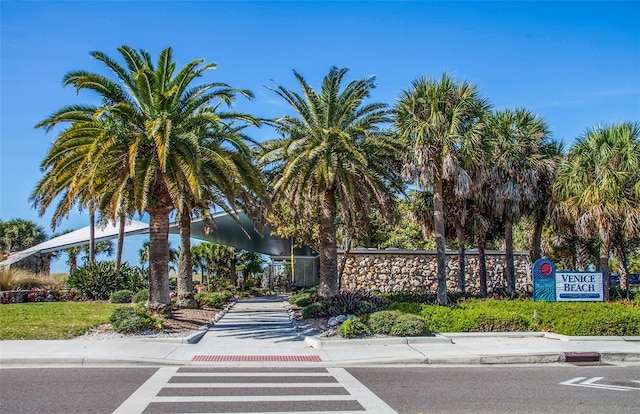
<box><xmin>569</xmin><ymin>361</ymin><xmax>613</xmax><ymax>366</ymax></box>
<box><xmin>192</xmin><ymin>355</ymin><xmax>323</xmax><ymax>362</ymax></box>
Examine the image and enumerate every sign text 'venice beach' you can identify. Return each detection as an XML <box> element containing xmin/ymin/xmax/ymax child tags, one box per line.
<box><xmin>533</xmin><ymin>259</ymin><xmax>604</xmax><ymax>302</ymax></box>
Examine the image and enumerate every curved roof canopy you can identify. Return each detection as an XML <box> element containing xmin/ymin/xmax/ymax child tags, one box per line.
<box><xmin>0</xmin><ymin>212</ymin><xmax>315</xmax><ymax>268</ymax></box>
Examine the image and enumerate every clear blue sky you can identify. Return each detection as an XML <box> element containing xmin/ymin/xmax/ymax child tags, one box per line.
<box><xmin>1</xmin><ymin>1</ymin><xmax>639</xmax><ymax>272</ymax></box>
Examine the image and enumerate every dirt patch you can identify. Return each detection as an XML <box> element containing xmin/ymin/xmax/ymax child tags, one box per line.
<box><xmin>289</xmin><ymin>305</ymin><xmax>336</xmax><ymax>337</ymax></box>
<box><xmin>77</xmin><ymin>306</ymin><xmax>220</xmax><ymax>340</ymax></box>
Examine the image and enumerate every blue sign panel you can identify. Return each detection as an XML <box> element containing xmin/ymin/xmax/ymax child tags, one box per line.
<box><xmin>532</xmin><ymin>258</ymin><xmax>556</xmax><ymax>302</ymax></box>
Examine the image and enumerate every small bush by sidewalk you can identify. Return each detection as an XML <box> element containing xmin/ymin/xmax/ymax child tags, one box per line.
<box><xmin>109</xmin><ymin>305</ymin><xmax>164</xmax><ymax>334</ymax></box>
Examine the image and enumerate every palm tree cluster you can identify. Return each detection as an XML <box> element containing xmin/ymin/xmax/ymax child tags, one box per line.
<box><xmin>31</xmin><ymin>45</ymin><xmax>639</xmax><ymax>307</ymax></box>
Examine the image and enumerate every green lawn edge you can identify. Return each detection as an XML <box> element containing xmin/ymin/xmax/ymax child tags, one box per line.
<box><xmin>0</xmin><ymin>302</ymin><xmax>120</xmax><ymax>340</ymax></box>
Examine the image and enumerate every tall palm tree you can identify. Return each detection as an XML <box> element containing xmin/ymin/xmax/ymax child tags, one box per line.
<box><xmin>394</xmin><ymin>73</ymin><xmax>489</xmax><ymax>304</ymax></box>
<box><xmin>33</xmin><ymin>46</ymin><xmax>259</xmax><ymax>311</ymax></box>
<box><xmin>528</xmin><ymin>140</ymin><xmax>563</xmax><ymax>263</ymax></box>
<box><xmin>486</xmin><ymin>108</ymin><xmax>551</xmax><ymax>295</ymax></box>
<box><xmin>554</xmin><ymin>122</ymin><xmax>640</xmax><ymax>300</ymax></box>
<box><xmin>259</xmin><ymin>67</ymin><xmax>403</xmax><ymax>298</ymax></box>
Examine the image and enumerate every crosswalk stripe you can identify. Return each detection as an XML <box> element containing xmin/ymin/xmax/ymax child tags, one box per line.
<box><xmin>173</xmin><ymin>372</ymin><xmax>334</xmax><ymax>377</ymax></box>
<box><xmin>113</xmin><ymin>367</ymin><xmax>177</xmax><ymax>414</ymax></box>
<box><xmin>156</xmin><ymin>383</ymin><xmax>345</xmax><ymax>388</ymax></box>
<box><xmin>151</xmin><ymin>395</ymin><xmax>359</xmax><ymax>402</ymax></box>
<box><xmin>114</xmin><ymin>366</ymin><xmax>398</xmax><ymax>413</ymax></box>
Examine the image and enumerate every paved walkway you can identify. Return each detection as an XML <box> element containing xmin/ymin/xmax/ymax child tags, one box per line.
<box><xmin>1</xmin><ymin>296</ymin><xmax>639</xmax><ymax>366</ymax></box>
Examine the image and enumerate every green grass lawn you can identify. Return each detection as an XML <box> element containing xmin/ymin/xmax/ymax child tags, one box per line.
<box><xmin>0</xmin><ymin>302</ymin><xmax>120</xmax><ymax>340</ymax></box>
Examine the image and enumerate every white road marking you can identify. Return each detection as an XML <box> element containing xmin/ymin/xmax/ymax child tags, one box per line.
<box><xmin>113</xmin><ymin>367</ymin><xmax>178</xmax><ymax>413</ymax></box>
<box><xmin>560</xmin><ymin>376</ymin><xmax>640</xmax><ymax>392</ymax></box>
<box><xmin>113</xmin><ymin>366</ymin><xmax>398</xmax><ymax>413</ymax></box>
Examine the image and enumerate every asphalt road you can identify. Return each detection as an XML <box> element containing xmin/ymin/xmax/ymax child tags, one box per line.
<box><xmin>1</xmin><ymin>364</ymin><xmax>639</xmax><ymax>413</ymax></box>
<box><xmin>349</xmin><ymin>364</ymin><xmax>640</xmax><ymax>414</ymax></box>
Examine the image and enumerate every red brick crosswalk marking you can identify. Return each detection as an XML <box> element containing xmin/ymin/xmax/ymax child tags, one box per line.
<box><xmin>191</xmin><ymin>355</ymin><xmax>323</xmax><ymax>362</ymax></box>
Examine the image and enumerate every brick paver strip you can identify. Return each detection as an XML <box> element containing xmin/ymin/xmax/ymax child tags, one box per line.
<box><xmin>192</xmin><ymin>355</ymin><xmax>323</xmax><ymax>362</ymax></box>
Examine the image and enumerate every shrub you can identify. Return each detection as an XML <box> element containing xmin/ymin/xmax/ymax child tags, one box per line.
<box><xmin>65</xmin><ymin>262</ymin><xmax>148</xmax><ymax>301</ymax></box>
<box><xmin>110</xmin><ymin>290</ymin><xmax>133</xmax><ymax>304</ymax></box>
<box><xmin>66</xmin><ymin>262</ymin><xmax>119</xmax><ymax>300</ymax></box>
<box><xmin>323</xmin><ymin>292</ymin><xmax>386</xmax><ymax>317</ymax></box>
<box><xmin>367</xmin><ymin>310</ymin><xmax>402</xmax><ymax>334</ymax></box>
<box><xmin>388</xmin><ymin>314</ymin><xmax>431</xmax><ymax>336</ymax></box>
<box><xmin>289</xmin><ymin>292</ymin><xmax>316</xmax><ymax>308</ymax></box>
<box><xmin>194</xmin><ymin>291</ymin><xmax>232</xmax><ymax>308</ymax></box>
<box><xmin>133</xmin><ymin>289</ymin><xmax>149</xmax><ymax>303</ymax></box>
<box><xmin>455</xmin><ymin>310</ymin><xmax>532</xmax><ymax>332</ymax></box>
<box><xmin>119</xmin><ymin>265</ymin><xmax>149</xmax><ymax>293</ymax></box>
<box><xmin>302</xmin><ymin>302</ymin><xmax>324</xmax><ymax>319</ymax></box>
<box><xmin>206</xmin><ymin>278</ymin><xmax>235</xmax><ymax>292</ymax></box>
<box><xmin>338</xmin><ymin>318</ymin><xmax>370</xmax><ymax>338</ymax></box>
<box><xmin>388</xmin><ymin>302</ymin><xmax>422</xmax><ymax>314</ymax></box>
<box><xmin>551</xmin><ymin>303</ymin><xmax>640</xmax><ymax>336</ymax></box>
<box><xmin>109</xmin><ymin>305</ymin><xmax>164</xmax><ymax>334</ymax></box>
<box><xmin>420</xmin><ymin>305</ymin><xmax>456</xmax><ymax>332</ymax></box>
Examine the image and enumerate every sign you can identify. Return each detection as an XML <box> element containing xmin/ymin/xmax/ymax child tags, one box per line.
<box><xmin>532</xmin><ymin>259</ymin><xmax>604</xmax><ymax>302</ymax></box>
<box><xmin>556</xmin><ymin>271</ymin><xmax>604</xmax><ymax>301</ymax></box>
<box><xmin>532</xmin><ymin>258</ymin><xmax>556</xmax><ymax>301</ymax></box>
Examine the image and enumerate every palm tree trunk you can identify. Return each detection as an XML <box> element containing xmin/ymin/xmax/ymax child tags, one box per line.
<box><xmin>176</xmin><ymin>209</ymin><xmax>197</xmax><ymax>308</ymax></box>
<box><xmin>68</xmin><ymin>251</ymin><xmax>78</xmax><ymax>276</ymax></box>
<box><xmin>147</xmin><ymin>206</ymin><xmax>172</xmax><ymax>311</ymax></box>
<box><xmin>455</xmin><ymin>220</ymin><xmax>466</xmax><ymax>295</ymax></box>
<box><xmin>318</xmin><ymin>190</ymin><xmax>339</xmax><ymax>298</ymax></box>
<box><xmin>88</xmin><ymin>212</ymin><xmax>95</xmax><ymax>265</ymax></box>
<box><xmin>505</xmin><ymin>218</ymin><xmax>516</xmax><ymax>296</ymax></box>
<box><xmin>114</xmin><ymin>212</ymin><xmax>126</xmax><ymax>279</ymax></box>
<box><xmin>615</xmin><ymin>247</ymin><xmax>629</xmax><ymax>299</ymax></box>
<box><xmin>433</xmin><ymin>177</ymin><xmax>448</xmax><ymax>305</ymax></box>
<box><xmin>576</xmin><ymin>241</ymin><xmax>590</xmax><ymax>271</ymax></box>
<box><xmin>229</xmin><ymin>255</ymin><xmax>237</xmax><ymax>287</ymax></box>
<box><xmin>530</xmin><ymin>215</ymin><xmax>544</xmax><ymax>263</ymax></box>
<box><xmin>599</xmin><ymin>239</ymin><xmax>611</xmax><ymax>301</ymax></box>
<box><xmin>478</xmin><ymin>240</ymin><xmax>488</xmax><ymax>297</ymax></box>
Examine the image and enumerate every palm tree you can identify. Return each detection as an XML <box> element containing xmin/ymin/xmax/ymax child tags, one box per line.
<box><xmin>259</xmin><ymin>67</ymin><xmax>403</xmax><ymax>298</ymax></box>
<box><xmin>34</xmin><ymin>46</ymin><xmax>260</xmax><ymax>311</ymax></box>
<box><xmin>139</xmin><ymin>240</ymin><xmax>178</xmax><ymax>270</ymax></box>
<box><xmin>486</xmin><ymin>108</ymin><xmax>551</xmax><ymax>295</ymax></box>
<box><xmin>554</xmin><ymin>122</ymin><xmax>640</xmax><ymax>300</ymax></box>
<box><xmin>528</xmin><ymin>140</ymin><xmax>564</xmax><ymax>263</ymax></box>
<box><xmin>0</xmin><ymin>219</ymin><xmax>47</xmax><ymax>256</ymax></box>
<box><xmin>394</xmin><ymin>73</ymin><xmax>489</xmax><ymax>304</ymax></box>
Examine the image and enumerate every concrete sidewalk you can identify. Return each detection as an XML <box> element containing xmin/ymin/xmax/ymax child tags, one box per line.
<box><xmin>1</xmin><ymin>296</ymin><xmax>639</xmax><ymax>367</ymax></box>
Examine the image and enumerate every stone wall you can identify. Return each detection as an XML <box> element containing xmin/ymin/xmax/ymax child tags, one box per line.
<box><xmin>11</xmin><ymin>253</ymin><xmax>52</xmax><ymax>275</ymax></box>
<box><xmin>340</xmin><ymin>249</ymin><xmax>531</xmax><ymax>294</ymax></box>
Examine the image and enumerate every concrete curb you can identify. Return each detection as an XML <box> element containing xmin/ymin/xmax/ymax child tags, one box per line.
<box><xmin>305</xmin><ymin>334</ymin><xmax>452</xmax><ymax>349</ymax></box>
<box><xmin>305</xmin><ymin>331</ymin><xmax>640</xmax><ymax>348</ymax></box>
<box><xmin>542</xmin><ymin>333</ymin><xmax>640</xmax><ymax>342</ymax></box>
<box><xmin>2</xmin><ymin>351</ymin><xmax>639</xmax><ymax>367</ymax></box>
<box><xmin>600</xmin><ymin>352</ymin><xmax>640</xmax><ymax>362</ymax></box>
<box><xmin>0</xmin><ymin>356</ymin><xmax>187</xmax><ymax>366</ymax></box>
